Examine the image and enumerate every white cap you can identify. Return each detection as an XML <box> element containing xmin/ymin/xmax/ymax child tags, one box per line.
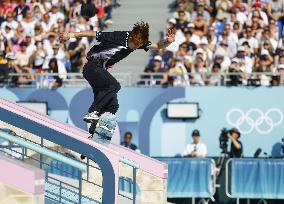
<box><xmin>35</xmin><ymin>36</ymin><xmax>43</xmax><ymax>42</ymax></box>
<box><xmin>188</xmin><ymin>23</ymin><xmax>195</xmax><ymax>28</ymax></box>
<box><xmin>154</xmin><ymin>55</ymin><xmax>162</xmax><ymax>61</ymax></box>
<box><xmin>196</xmin><ymin>48</ymin><xmax>204</xmax><ymax>54</ymax></box>
<box><xmin>168</xmin><ymin>18</ymin><xmax>176</xmax><ymax>24</ymax></box>
<box><xmin>231</xmin><ymin>58</ymin><xmax>239</xmax><ymax>63</ymax></box>
<box><xmin>237</xmin><ymin>46</ymin><xmax>245</xmax><ymax>52</ymax></box>
<box><xmin>215</xmin><ymin>48</ymin><xmax>226</xmax><ymax>57</ymax></box>
<box><xmin>200</xmin><ymin>38</ymin><xmax>208</xmax><ymax>45</ymax></box>
<box><xmin>277</xmin><ymin>64</ymin><xmax>284</xmax><ymax>70</ymax></box>
<box><xmin>261</xmin><ymin>49</ymin><xmax>269</xmax><ymax>56</ymax></box>
<box><xmin>5</xmin><ymin>52</ymin><xmax>16</xmax><ymax>60</ymax></box>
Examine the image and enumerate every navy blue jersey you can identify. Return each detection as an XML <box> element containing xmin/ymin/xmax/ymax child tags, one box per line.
<box><xmin>87</xmin><ymin>31</ymin><xmax>151</xmax><ymax>68</ymax></box>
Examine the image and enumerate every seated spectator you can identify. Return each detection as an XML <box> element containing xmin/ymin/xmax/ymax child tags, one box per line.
<box><xmin>43</xmin><ymin>44</ymin><xmax>67</xmax><ymax>80</ymax></box>
<box><xmin>15</xmin><ymin>41</ymin><xmax>31</xmax><ymax>68</ymax></box>
<box><xmin>20</xmin><ymin>11</ymin><xmax>37</xmax><ymax>36</ymax></box>
<box><xmin>41</xmin><ymin>12</ymin><xmax>53</xmax><ymax>33</ymax></box>
<box><xmin>261</xmin><ymin>27</ymin><xmax>277</xmax><ymax>51</ymax></box>
<box><xmin>32</xmin><ymin>4</ymin><xmax>44</xmax><ymax>22</ymax></box>
<box><xmin>13</xmin><ymin>0</ymin><xmax>30</xmax><ymax>21</ymax></box>
<box><xmin>275</xmin><ymin>64</ymin><xmax>284</xmax><ymax>84</ymax></box>
<box><xmin>227</xmin><ymin>57</ymin><xmax>243</xmax><ymax>86</ymax></box>
<box><xmin>1</xmin><ymin>12</ymin><xmax>18</xmax><ymax>33</ymax></box>
<box><xmin>5</xmin><ymin>52</ymin><xmax>19</xmax><ymax>85</ymax></box>
<box><xmin>25</xmin><ymin>33</ymin><xmax>36</xmax><ymax>55</ymax></box>
<box><xmin>216</xmin><ymin>0</ymin><xmax>232</xmax><ymax>21</ymax></box>
<box><xmin>192</xmin><ymin>2</ymin><xmax>210</xmax><ymax>25</ymax></box>
<box><xmin>183</xmin><ymin>129</ymin><xmax>207</xmax><ymax>158</ymax></box>
<box><xmin>29</xmin><ymin>37</ymin><xmax>47</xmax><ymax>73</ymax></box>
<box><xmin>172</xmin><ymin>2</ymin><xmax>191</xmax><ymax>22</ymax></box>
<box><xmin>161</xmin><ymin>59</ymin><xmax>190</xmax><ymax>86</ymax></box>
<box><xmin>0</xmin><ymin>50</ymin><xmax>8</xmax><ymax>83</ymax></box>
<box><xmin>150</xmin><ymin>55</ymin><xmax>165</xmax><ymax>73</ymax></box>
<box><xmin>212</xmin><ymin>49</ymin><xmax>231</xmax><ymax>72</ymax></box>
<box><xmin>191</xmin><ymin>57</ymin><xmax>207</xmax><ymax>86</ymax></box>
<box><xmin>175</xmin><ymin>10</ymin><xmax>189</xmax><ymax>33</ymax></box>
<box><xmin>67</xmin><ymin>38</ymin><xmax>87</xmax><ymax>72</ymax></box>
<box><xmin>208</xmin><ymin>63</ymin><xmax>222</xmax><ymax>86</ymax></box>
<box><xmin>2</xmin><ymin>24</ymin><xmax>15</xmax><ymax>42</ymax></box>
<box><xmin>235</xmin><ymin>46</ymin><xmax>253</xmax><ymax>74</ymax></box>
<box><xmin>184</xmin><ymin>31</ymin><xmax>197</xmax><ymax>55</ymax></box>
<box><xmin>193</xmin><ymin>11</ymin><xmax>208</xmax><ymax>37</ymax></box>
<box><xmin>120</xmin><ymin>131</ymin><xmax>140</xmax><ymax>152</ymax></box>
<box><xmin>49</xmin><ymin>4</ymin><xmax>64</xmax><ymax>25</ymax></box>
<box><xmin>48</xmin><ymin>58</ymin><xmax>63</xmax><ymax>88</ymax></box>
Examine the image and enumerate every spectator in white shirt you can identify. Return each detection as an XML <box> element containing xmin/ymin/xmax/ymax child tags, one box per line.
<box><xmin>20</xmin><ymin>11</ymin><xmax>37</xmax><ymax>36</ymax></box>
<box><xmin>41</xmin><ymin>12</ymin><xmax>53</xmax><ymax>33</ymax></box>
<box><xmin>235</xmin><ymin>46</ymin><xmax>253</xmax><ymax>74</ymax></box>
<box><xmin>183</xmin><ymin>129</ymin><xmax>207</xmax><ymax>158</ymax></box>
<box><xmin>49</xmin><ymin>4</ymin><xmax>64</xmax><ymax>25</ymax></box>
<box><xmin>1</xmin><ymin>13</ymin><xmax>18</xmax><ymax>32</ymax></box>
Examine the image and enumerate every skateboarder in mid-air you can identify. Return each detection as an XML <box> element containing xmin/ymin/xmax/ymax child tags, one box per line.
<box><xmin>59</xmin><ymin>21</ymin><xmax>176</xmax><ymax>140</ymax></box>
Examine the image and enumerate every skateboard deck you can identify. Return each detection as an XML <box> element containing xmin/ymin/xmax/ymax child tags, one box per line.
<box><xmin>81</xmin><ymin>112</ymin><xmax>116</xmax><ymax>159</ymax></box>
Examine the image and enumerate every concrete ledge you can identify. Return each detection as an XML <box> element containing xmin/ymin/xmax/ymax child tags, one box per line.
<box><xmin>0</xmin><ymin>154</ymin><xmax>45</xmax><ymax>194</ymax></box>
<box><xmin>0</xmin><ymin>182</ymin><xmax>44</xmax><ymax>204</ymax></box>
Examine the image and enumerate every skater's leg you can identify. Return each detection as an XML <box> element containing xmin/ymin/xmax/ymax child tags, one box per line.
<box><xmin>100</xmin><ymin>93</ymin><xmax>119</xmax><ymax>115</ymax></box>
<box><xmin>82</xmin><ymin>60</ymin><xmax>120</xmax><ymax>113</ymax></box>
<box><xmin>89</xmin><ymin>94</ymin><xmax>118</xmax><ymax>135</ymax></box>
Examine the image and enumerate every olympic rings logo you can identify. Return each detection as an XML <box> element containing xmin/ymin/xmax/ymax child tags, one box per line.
<box><xmin>226</xmin><ymin>108</ymin><xmax>283</xmax><ymax>135</ymax></box>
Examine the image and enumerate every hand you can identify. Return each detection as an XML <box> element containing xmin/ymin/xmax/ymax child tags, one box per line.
<box><xmin>191</xmin><ymin>152</ymin><xmax>197</xmax><ymax>157</ymax></box>
<box><xmin>59</xmin><ymin>32</ymin><xmax>70</xmax><ymax>41</ymax></box>
<box><xmin>165</xmin><ymin>28</ymin><xmax>177</xmax><ymax>44</ymax></box>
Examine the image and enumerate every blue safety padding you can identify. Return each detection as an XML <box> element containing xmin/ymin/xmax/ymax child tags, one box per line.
<box><xmin>157</xmin><ymin>157</ymin><xmax>213</xmax><ymax>198</ymax></box>
<box><xmin>231</xmin><ymin>159</ymin><xmax>284</xmax><ymax>199</ymax></box>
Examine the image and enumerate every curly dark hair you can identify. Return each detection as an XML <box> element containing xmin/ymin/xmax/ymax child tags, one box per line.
<box><xmin>130</xmin><ymin>21</ymin><xmax>149</xmax><ymax>45</ymax></box>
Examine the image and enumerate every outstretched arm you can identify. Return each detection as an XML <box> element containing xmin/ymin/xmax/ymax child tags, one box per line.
<box><xmin>149</xmin><ymin>28</ymin><xmax>176</xmax><ymax>50</ymax></box>
<box><xmin>59</xmin><ymin>30</ymin><xmax>97</xmax><ymax>41</ymax></box>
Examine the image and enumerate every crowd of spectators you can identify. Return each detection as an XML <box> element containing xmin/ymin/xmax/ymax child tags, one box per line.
<box><xmin>145</xmin><ymin>0</ymin><xmax>284</xmax><ymax>87</ymax></box>
<box><xmin>0</xmin><ymin>0</ymin><xmax>119</xmax><ymax>87</ymax></box>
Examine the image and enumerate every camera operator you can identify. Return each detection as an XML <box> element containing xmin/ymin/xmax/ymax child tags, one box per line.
<box><xmin>229</xmin><ymin>128</ymin><xmax>243</xmax><ymax>158</ymax></box>
<box><xmin>183</xmin><ymin>129</ymin><xmax>207</xmax><ymax>158</ymax></box>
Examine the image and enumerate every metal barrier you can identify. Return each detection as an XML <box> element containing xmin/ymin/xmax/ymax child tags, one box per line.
<box><xmin>226</xmin><ymin>159</ymin><xmax>284</xmax><ymax>204</ymax></box>
<box><xmin>1</xmin><ymin>72</ymin><xmax>282</xmax><ymax>88</ymax></box>
<box><xmin>155</xmin><ymin>157</ymin><xmax>217</xmax><ymax>204</ymax></box>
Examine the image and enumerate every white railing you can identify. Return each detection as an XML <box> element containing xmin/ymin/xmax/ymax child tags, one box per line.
<box><xmin>1</xmin><ymin>72</ymin><xmax>282</xmax><ymax>88</ymax></box>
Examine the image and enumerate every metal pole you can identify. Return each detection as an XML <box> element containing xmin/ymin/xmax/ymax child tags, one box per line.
<box><xmin>59</xmin><ymin>181</ymin><xmax>62</xmax><ymax>203</ymax></box>
<box><xmin>87</xmin><ymin>158</ymin><xmax>90</xmax><ymax>181</ymax></box>
<box><xmin>78</xmin><ymin>171</ymin><xmax>82</xmax><ymax>204</ymax></box>
<box><xmin>247</xmin><ymin>199</ymin><xmax>250</xmax><ymax>204</ymax></box>
<box><xmin>40</xmin><ymin>137</ymin><xmax>43</xmax><ymax>169</ymax></box>
<box><xmin>133</xmin><ymin>167</ymin><xmax>137</xmax><ymax>204</ymax></box>
<box><xmin>192</xmin><ymin>197</ymin><xmax>195</xmax><ymax>204</ymax></box>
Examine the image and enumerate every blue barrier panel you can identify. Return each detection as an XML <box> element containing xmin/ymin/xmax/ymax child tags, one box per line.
<box><xmin>231</xmin><ymin>159</ymin><xmax>284</xmax><ymax>199</ymax></box>
<box><xmin>156</xmin><ymin>157</ymin><xmax>213</xmax><ymax>198</ymax></box>
<box><xmin>48</xmin><ymin>160</ymin><xmax>81</xmax><ymax>179</ymax></box>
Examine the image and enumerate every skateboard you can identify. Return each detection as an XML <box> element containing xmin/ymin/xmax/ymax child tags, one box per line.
<box><xmin>81</xmin><ymin>112</ymin><xmax>116</xmax><ymax>160</ymax></box>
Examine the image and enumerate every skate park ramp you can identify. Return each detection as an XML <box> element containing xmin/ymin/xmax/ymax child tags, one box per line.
<box><xmin>0</xmin><ymin>98</ymin><xmax>168</xmax><ymax>204</ymax></box>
